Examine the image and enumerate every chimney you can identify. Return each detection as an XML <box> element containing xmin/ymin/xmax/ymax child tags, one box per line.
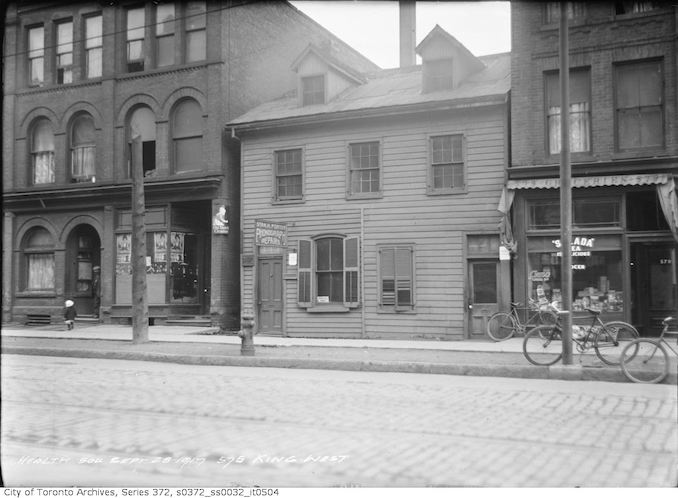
<box><xmin>399</xmin><ymin>0</ymin><xmax>416</xmax><ymax>67</ymax></box>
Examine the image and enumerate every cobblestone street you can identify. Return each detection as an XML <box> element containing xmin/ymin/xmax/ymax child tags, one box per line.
<box><xmin>1</xmin><ymin>354</ymin><xmax>676</xmax><ymax>487</ymax></box>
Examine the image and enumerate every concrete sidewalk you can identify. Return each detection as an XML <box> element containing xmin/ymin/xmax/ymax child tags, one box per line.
<box><xmin>2</xmin><ymin>322</ymin><xmax>675</xmax><ymax>384</ymax></box>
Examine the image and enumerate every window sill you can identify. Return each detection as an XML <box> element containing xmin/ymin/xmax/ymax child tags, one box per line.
<box><xmin>377</xmin><ymin>307</ymin><xmax>416</xmax><ymax>314</ymax></box>
<box><xmin>272</xmin><ymin>198</ymin><xmax>305</xmax><ymax>205</ymax></box>
<box><xmin>303</xmin><ymin>305</ymin><xmax>353</xmax><ymax>313</ymax></box>
<box><xmin>16</xmin><ymin>291</ymin><xmax>57</xmax><ymax>298</ymax></box>
<box><xmin>426</xmin><ymin>188</ymin><xmax>466</xmax><ymax>196</ymax></box>
<box><xmin>346</xmin><ymin>193</ymin><xmax>383</xmax><ymax>201</ymax></box>
<box><xmin>612</xmin><ymin>148</ymin><xmax>667</xmax><ymax>160</ymax></box>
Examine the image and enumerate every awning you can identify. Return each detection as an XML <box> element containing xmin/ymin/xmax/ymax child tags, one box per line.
<box><xmin>506</xmin><ymin>173</ymin><xmax>669</xmax><ymax>190</ymax></box>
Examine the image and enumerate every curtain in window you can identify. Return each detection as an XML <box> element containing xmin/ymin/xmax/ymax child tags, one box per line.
<box><xmin>32</xmin><ymin>120</ymin><xmax>55</xmax><ymax>184</ymax></box>
<box><xmin>548</xmin><ymin>103</ymin><xmax>590</xmax><ymax>154</ymax></box>
<box><xmin>72</xmin><ymin>115</ymin><xmax>96</xmax><ymax>180</ymax></box>
<box><xmin>27</xmin><ymin>253</ymin><xmax>55</xmax><ymax>289</ymax></box>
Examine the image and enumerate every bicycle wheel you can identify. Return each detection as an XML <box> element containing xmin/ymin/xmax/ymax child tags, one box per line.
<box><xmin>537</xmin><ymin>309</ymin><xmax>558</xmax><ymax>326</ymax></box>
<box><xmin>621</xmin><ymin>339</ymin><xmax>669</xmax><ymax>384</ymax></box>
<box><xmin>523</xmin><ymin>325</ymin><xmax>562</xmax><ymax>366</ymax></box>
<box><xmin>593</xmin><ymin>321</ymin><xmax>639</xmax><ymax>366</ymax></box>
<box><xmin>487</xmin><ymin>312</ymin><xmax>516</xmax><ymax>342</ymax></box>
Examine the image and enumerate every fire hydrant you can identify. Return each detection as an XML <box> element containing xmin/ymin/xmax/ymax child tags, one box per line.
<box><xmin>239</xmin><ymin>310</ymin><xmax>255</xmax><ymax>356</ymax></box>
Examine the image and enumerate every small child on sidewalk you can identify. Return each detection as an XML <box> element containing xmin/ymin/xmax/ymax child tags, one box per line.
<box><xmin>64</xmin><ymin>299</ymin><xmax>77</xmax><ymax>330</ymax></box>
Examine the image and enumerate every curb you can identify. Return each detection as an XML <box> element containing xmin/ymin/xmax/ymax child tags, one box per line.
<box><xmin>6</xmin><ymin>345</ymin><xmax>673</xmax><ymax>384</ymax></box>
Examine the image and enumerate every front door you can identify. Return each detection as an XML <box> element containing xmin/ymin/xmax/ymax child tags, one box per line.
<box><xmin>468</xmin><ymin>260</ymin><xmax>499</xmax><ymax>338</ymax></box>
<box><xmin>631</xmin><ymin>242</ymin><xmax>677</xmax><ymax>336</ymax></box>
<box><xmin>257</xmin><ymin>257</ymin><xmax>283</xmax><ymax>334</ymax></box>
<box><xmin>66</xmin><ymin>224</ymin><xmax>101</xmax><ymax>316</ymax></box>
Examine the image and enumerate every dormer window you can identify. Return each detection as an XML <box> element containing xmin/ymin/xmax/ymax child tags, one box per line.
<box><xmin>301</xmin><ymin>75</ymin><xmax>325</xmax><ymax>106</ymax></box>
<box><xmin>423</xmin><ymin>59</ymin><xmax>454</xmax><ymax>93</ymax></box>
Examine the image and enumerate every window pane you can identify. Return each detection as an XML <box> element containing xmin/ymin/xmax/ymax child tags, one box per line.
<box><xmin>127</xmin><ymin>8</ymin><xmax>145</xmax><ymax>40</ymax></box>
<box><xmin>72</xmin><ymin>115</ymin><xmax>95</xmax><ymax>145</ymax></box>
<box><xmin>33</xmin><ymin>120</ymin><xmax>54</xmax><ymax>151</ymax></box>
<box><xmin>316</xmin><ymin>239</ymin><xmax>330</xmax><ymax>271</ymax></box>
<box><xmin>129</xmin><ymin>107</ymin><xmax>156</xmax><ymax>141</ymax></box>
<box><xmin>473</xmin><ymin>263</ymin><xmax>497</xmax><ymax>303</ymax></box>
<box><xmin>128</xmin><ymin>39</ymin><xmax>143</xmax><ymax>61</ymax></box>
<box><xmin>157</xmin><ymin>35</ymin><xmax>174</xmax><ymax>67</ymax></box>
<box><xmin>27</xmin><ymin>253</ymin><xmax>55</xmax><ymax>289</ymax></box>
<box><xmin>639</xmin><ymin>108</ymin><xmax>663</xmax><ymax>146</ymax></box>
<box><xmin>529</xmin><ymin>201</ymin><xmax>560</xmax><ymax>229</ymax></box>
<box><xmin>57</xmin><ymin>22</ymin><xmax>73</xmax><ymax>54</ymax></box>
<box><xmin>87</xmin><ymin>48</ymin><xmax>102</xmax><ymax>78</ymax></box>
<box><xmin>28</xmin><ymin>26</ymin><xmax>44</xmax><ymax>56</ymax></box>
<box><xmin>33</xmin><ymin>152</ymin><xmax>54</xmax><ymax>184</ymax></box>
<box><xmin>186</xmin><ymin>30</ymin><xmax>206</xmax><ymax>62</ymax></box>
<box><xmin>302</xmin><ymin>76</ymin><xmax>324</xmax><ymax>105</ymax></box>
<box><xmin>186</xmin><ymin>1</ymin><xmax>206</xmax><ymax>30</ymax></box>
<box><xmin>72</xmin><ymin>146</ymin><xmax>96</xmax><ymax>180</ymax></box>
<box><xmin>574</xmin><ymin>199</ymin><xmax>620</xmax><ymax>227</ymax></box>
<box><xmin>26</xmin><ymin>228</ymin><xmax>53</xmax><ymax>248</ymax></box>
<box><xmin>86</xmin><ymin>16</ymin><xmax>102</xmax><ymax>48</ymax></box>
<box><xmin>156</xmin><ymin>3</ymin><xmax>175</xmax><ymax>35</ymax></box>
<box><xmin>277</xmin><ymin>175</ymin><xmax>302</xmax><ymax>198</ymax></box>
<box><xmin>175</xmin><ymin>137</ymin><xmax>202</xmax><ymax>172</ymax></box>
<box><xmin>173</xmin><ymin>100</ymin><xmax>202</xmax><ymax>137</ymax></box>
<box><xmin>30</xmin><ymin>57</ymin><xmax>44</xmax><ymax>85</ymax></box>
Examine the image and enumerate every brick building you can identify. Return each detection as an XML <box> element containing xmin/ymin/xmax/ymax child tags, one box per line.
<box><xmin>508</xmin><ymin>1</ymin><xmax>678</xmax><ymax>334</ymax></box>
<box><xmin>2</xmin><ymin>1</ymin><xmax>377</xmax><ymax>328</ymax></box>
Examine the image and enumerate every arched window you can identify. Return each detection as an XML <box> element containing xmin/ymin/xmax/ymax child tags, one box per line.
<box><xmin>172</xmin><ymin>99</ymin><xmax>202</xmax><ymax>173</ymax></box>
<box><xmin>31</xmin><ymin>119</ymin><xmax>55</xmax><ymax>184</ymax></box>
<box><xmin>70</xmin><ymin>114</ymin><xmax>96</xmax><ymax>182</ymax></box>
<box><xmin>127</xmin><ymin>106</ymin><xmax>156</xmax><ymax>176</ymax></box>
<box><xmin>22</xmin><ymin>227</ymin><xmax>55</xmax><ymax>291</ymax></box>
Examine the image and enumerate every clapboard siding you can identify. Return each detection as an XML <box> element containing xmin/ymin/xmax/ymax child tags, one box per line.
<box><xmin>241</xmin><ymin>104</ymin><xmax>507</xmax><ymax>339</ymax></box>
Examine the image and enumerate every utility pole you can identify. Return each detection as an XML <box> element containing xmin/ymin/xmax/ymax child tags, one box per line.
<box><xmin>131</xmin><ymin>135</ymin><xmax>149</xmax><ymax>343</ymax></box>
<box><xmin>559</xmin><ymin>2</ymin><xmax>573</xmax><ymax>364</ymax></box>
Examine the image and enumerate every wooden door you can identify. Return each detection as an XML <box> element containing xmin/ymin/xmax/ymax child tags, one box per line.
<box><xmin>632</xmin><ymin>242</ymin><xmax>677</xmax><ymax>336</ymax></box>
<box><xmin>468</xmin><ymin>260</ymin><xmax>499</xmax><ymax>338</ymax></box>
<box><xmin>257</xmin><ymin>257</ymin><xmax>283</xmax><ymax>334</ymax></box>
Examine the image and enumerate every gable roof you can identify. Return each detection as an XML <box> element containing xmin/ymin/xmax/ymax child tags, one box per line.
<box><xmin>416</xmin><ymin>24</ymin><xmax>485</xmax><ymax>73</ymax></box>
<box><xmin>291</xmin><ymin>43</ymin><xmax>366</xmax><ymax>84</ymax></box>
<box><xmin>229</xmin><ymin>52</ymin><xmax>510</xmax><ymax>130</ymax></box>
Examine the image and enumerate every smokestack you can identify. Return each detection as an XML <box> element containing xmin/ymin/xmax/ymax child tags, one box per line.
<box><xmin>399</xmin><ymin>0</ymin><xmax>416</xmax><ymax>67</ymax></box>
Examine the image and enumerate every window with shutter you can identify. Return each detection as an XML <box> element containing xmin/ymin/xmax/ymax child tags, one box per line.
<box><xmin>379</xmin><ymin>245</ymin><xmax>414</xmax><ymax>311</ymax></box>
<box><xmin>344</xmin><ymin>237</ymin><xmax>359</xmax><ymax>306</ymax></box>
<box><xmin>297</xmin><ymin>239</ymin><xmax>312</xmax><ymax>306</ymax></box>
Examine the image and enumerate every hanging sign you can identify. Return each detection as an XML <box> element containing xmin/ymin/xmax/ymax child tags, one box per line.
<box><xmin>255</xmin><ymin>220</ymin><xmax>287</xmax><ymax>247</ymax></box>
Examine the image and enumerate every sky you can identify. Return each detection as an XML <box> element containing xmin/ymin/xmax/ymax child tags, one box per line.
<box><xmin>290</xmin><ymin>1</ymin><xmax>512</xmax><ymax>69</ymax></box>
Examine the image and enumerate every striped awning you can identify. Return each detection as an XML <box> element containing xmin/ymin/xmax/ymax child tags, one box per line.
<box><xmin>506</xmin><ymin>173</ymin><xmax>669</xmax><ymax>190</ymax></box>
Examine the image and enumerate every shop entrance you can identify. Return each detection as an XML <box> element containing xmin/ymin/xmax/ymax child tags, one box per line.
<box><xmin>468</xmin><ymin>260</ymin><xmax>500</xmax><ymax>338</ymax></box>
<box><xmin>65</xmin><ymin>224</ymin><xmax>101</xmax><ymax>316</ymax></box>
<box><xmin>257</xmin><ymin>257</ymin><xmax>283</xmax><ymax>334</ymax></box>
<box><xmin>631</xmin><ymin>241</ymin><xmax>677</xmax><ymax>336</ymax></box>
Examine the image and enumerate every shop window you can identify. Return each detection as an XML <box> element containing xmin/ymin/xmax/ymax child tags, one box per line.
<box><xmin>27</xmin><ymin>25</ymin><xmax>44</xmax><ymax>86</ymax></box>
<box><xmin>528</xmin><ymin>246</ymin><xmax>624</xmax><ymax>315</ymax></box>
<box><xmin>23</xmin><ymin>228</ymin><xmax>55</xmax><ymax>291</ymax></box>
<box><xmin>423</xmin><ymin>58</ymin><xmax>454</xmax><ymax>93</ymax></box>
<box><xmin>126</xmin><ymin>7</ymin><xmax>145</xmax><ymax>72</ymax></box>
<box><xmin>70</xmin><ymin>114</ymin><xmax>96</xmax><ymax>182</ymax></box>
<box><xmin>172</xmin><ymin>99</ymin><xmax>203</xmax><ymax>173</ymax></box>
<box><xmin>615</xmin><ymin>59</ymin><xmax>663</xmax><ymax>150</ymax></box>
<box><xmin>128</xmin><ymin>106</ymin><xmax>156</xmax><ymax>176</ymax></box>
<box><xmin>379</xmin><ymin>245</ymin><xmax>414</xmax><ymax>311</ymax></box>
<box><xmin>429</xmin><ymin>134</ymin><xmax>464</xmax><ymax>193</ymax></box>
<box><xmin>56</xmin><ymin>21</ymin><xmax>73</xmax><ymax>84</ymax></box>
<box><xmin>528</xmin><ymin>198</ymin><xmax>621</xmax><ymax>229</ymax></box>
<box><xmin>31</xmin><ymin>119</ymin><xmax>55</xmax><ymax>185</ymax></box>
<box><xmin>185</xmin><ymin>1</ymin><xmax>206</xmax><ymax>63</ymax></box>
<box><xmin>301</xmin><ymin>75</ymin><xmax>325</xmax><ymax>106</ymax></box>
<box><xmin>348</xmin><ymin>142</ymin><xmax>380</xmax><ymax>197</ymax></box>
<box><xmin>156</xmin><ymin>3</ymin><xmax>175</xmax><ymax>67</ymax></box>
<box><xmin>545</xmin><ymin>69</ymin><xmax>591</xmax><ymax>155</ymax></box>
<box><xmin>297</xmin><ymin>236</ymin><xmax>360</xmax><ymax>308</ymax></box>
<box><xmin>275</xmin><ymin>149</ymin><xmax>303</xmax><ymax>201</ymax></box>
<box><xmin>85</xmin><ymin>15</ymin><xmax>102</xmax><ymax>78</ymax></box>
<box><xmin>627</xmin><ymin>191</ymin><xmax>670</xmax><ymax>231</ymax></box>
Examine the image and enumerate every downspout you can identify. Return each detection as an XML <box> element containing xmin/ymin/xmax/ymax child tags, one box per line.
<box><xmin>361</xmin><ymin>207</ymin><xmax>366</xmax><ymax>338</ymax></box>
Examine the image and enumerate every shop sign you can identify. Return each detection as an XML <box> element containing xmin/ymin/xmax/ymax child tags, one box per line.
<box><xmin>212</xmin><ymin>205</ymin><xmax>229</xmax><ymax>234</ymax></box>
<box><xmin>552</xmin><ymin>237</ymin><xmax>595</xmax><ymax>257</ymax></box>
<box><xmin>530</xmin><ymin>270</ymin><xmax>551</xmax><ymax>281</ymax></box>
<box><xmin>255</xmin><ymin>220</ymin><xmax>287</xmax><ymax>247</ymax></box>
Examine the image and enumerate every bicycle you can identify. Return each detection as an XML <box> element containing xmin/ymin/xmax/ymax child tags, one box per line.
<box><xmin>522</xmin><ymin>308</ymin><xmax>638</xmax><ymax>366</ymax></box>
<box><xmin>620</xmin><ymin>317</ymin><xmax>677</xmax><ymax>384</ymax></box>
<box><xmin>486</xmin><ymin>300</ymin><xmax>557</xmax><ymax>342</ymax></box>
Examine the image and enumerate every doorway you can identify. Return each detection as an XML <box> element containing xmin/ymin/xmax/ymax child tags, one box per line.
<box><xmin>65</xmin><ymin>224</ymin><xmax>101</xmax><ymax>316</ymax></box>
<box><xmin>631</xmin><ymin>241</ymin><xmax>677</xmax><ymax>336</ymax></box>
<box><xmin>257</xmin><ymin>257</ymin><xmax>283</xmax><ymax>334</ymax></box>
<box><xmin>468</xmin><ymin>260</ymin><xmax>500</xmax><ymax>338</ymax></box>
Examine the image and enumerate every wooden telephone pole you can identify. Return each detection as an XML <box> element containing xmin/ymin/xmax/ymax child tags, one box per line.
<box><xmin>131</xmin><ymin>135</ymin><xmax>149</xmax><ymax>343</ymax></box>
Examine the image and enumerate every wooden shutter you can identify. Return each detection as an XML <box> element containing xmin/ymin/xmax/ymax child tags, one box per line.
<box><xmin>380</xmin><ymin>246</ymin><xmax>413</xmax><ymax>309</ymax></box>
<box><xmin>379</xmin><ymin>247</ymin><xmax>396</xmax><ymax>306</ymax></box>
<box><xmin>298</xmin><ymin>239</ymin><xmax>312</xmax><ymax>307</ymax></box>
<box><xmin>344</xmin><ymin>237</ymin><xmax>360</xmax><ymax>306</ymax></box>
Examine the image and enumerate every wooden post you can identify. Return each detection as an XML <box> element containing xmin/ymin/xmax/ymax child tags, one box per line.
<box><xmin>559</xmin><ymin>2</ymin><xmax>573</xmax><ymax>364</ymax></box>
<box><xmin>131</xmin><ymin>135</ymin><xmax>149</xmax><ymax>343</ymax></box>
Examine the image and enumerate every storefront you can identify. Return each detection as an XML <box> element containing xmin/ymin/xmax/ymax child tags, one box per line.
<box><xmin>112</xmin><ymin>201</ymin><xmax>211</xmax><ymax>321</ymax></box>
<box><xmin>508</xmin><ymin>174</ymin><xmax>678</xmax><ymax>335</ymax></box>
